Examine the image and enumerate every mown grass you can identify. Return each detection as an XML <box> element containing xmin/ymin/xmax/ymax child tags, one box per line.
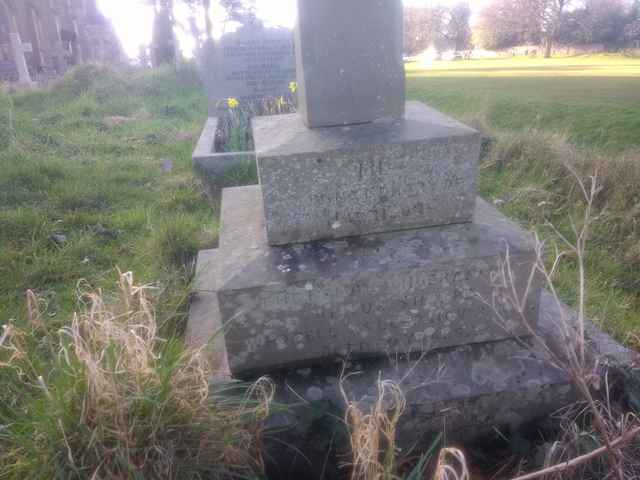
<box><xmin>407</xmin><ymin>54</ymin><xmax>640</xmax><ymax>345</ymax></box>
<box><xmin>0</xmin><ymin>63</ymin><xmax>229</xmax><ymax>335</ymax></box>
<box><xmin>407</xmin><ymin>54</ymin><xmax>640</xmax><ymax>151</ymax></box>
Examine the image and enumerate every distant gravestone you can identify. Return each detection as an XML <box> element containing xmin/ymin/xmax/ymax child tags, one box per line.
<box><xmin>199</xmin><ymin>23</ymin><xmax>296</xmax><ymax>112</ymax></box>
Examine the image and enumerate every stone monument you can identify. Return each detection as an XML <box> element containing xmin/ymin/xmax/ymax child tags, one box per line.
<box><xmin>187</xmin><ymin>0</ymin><xmax>633</xmax><ymax>474</ymax></box>
<box><xmin>202</xmin><ymin>0</ymin><xmax>542</xmax><ymax>375</ymax></box>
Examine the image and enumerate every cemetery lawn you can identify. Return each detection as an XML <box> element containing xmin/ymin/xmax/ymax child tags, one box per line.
<box><xmin>407</xmin><ymin>54</ymin><xmax>640</xmax><ymax>151</ymax></box>
<box><xmin>0</xmin><ymin>64</ymin><xmax>224</xmax><ymax>334</ymax></box>
<box><xmin>408</xmin><ymin>54</ymin><xmax>640</xmax><ymax>345</ymax></box>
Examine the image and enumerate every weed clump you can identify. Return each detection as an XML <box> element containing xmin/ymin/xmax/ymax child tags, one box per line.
<box><xmin>157</xmin><ymin>215</ymin><xmax>202</xmax><ymax>270</ymax></box>
<box><xmin>473</xmin><ymin>123</ymin><xmax>640</xmax><ymax>340</ymax></box>
<box><xmin>0</xmin><ymin>272</ymin><xmax>273</xmax><ymax>479</ymax></box>
<box><xmin>55</xmin><ymin>64</ymin><xmax>126</xmax><ymax>97</ymax></box>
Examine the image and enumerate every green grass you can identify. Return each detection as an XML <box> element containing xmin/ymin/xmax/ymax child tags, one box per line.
<box><xmin>0</xmin><ymin>63</ymin><xmax>221</xmax><ymax>334</ymax></box>
<box><xmin>406</xmin><ymin>54</ymin><xmax>640</xmax><ymax>345</ymax></box>
<box><xmin>0</xmin><ymin>64</ymin><xmax>267</xmax><ymax>479</ymax></box>
<box><xmin>407</xmin><ymin>54</ymin><xmax>640</xmax><ymax>151</ymax></box>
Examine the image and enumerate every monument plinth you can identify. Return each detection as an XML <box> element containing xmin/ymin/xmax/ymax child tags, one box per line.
<box><xmin>195</xmin><ymin>0</ymin><xmax>542</xmax><ymax>376</ymax></box>
<box><xmin>215</xmin><ymin>186</ymin><xmax>539</xmax><ymax>374</ymax></box>
<box><xmin>255</xmin><ymin>102</ymin><xmax>481</xmax><ymax>245</ymax></box>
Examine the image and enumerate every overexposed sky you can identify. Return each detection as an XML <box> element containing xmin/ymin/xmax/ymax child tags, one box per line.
<box><xmin>97</xmin><ymin>0</ymin><xmax>484</xmax><ymax>60</ymax></box>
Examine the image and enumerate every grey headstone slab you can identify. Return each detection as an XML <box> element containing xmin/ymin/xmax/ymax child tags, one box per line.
<box><xmin>264</xmin><ymin>291</ymin><xmax>636</xmax><ymax>471</ymax></box>
<box><xmin>295</xmin><ymin>0</ymin><xmax>405</xmax><ymax>127</ymax></box>
<box><xmin>188</xmin><ymin>260</ymin><xmax>637</xmax><ymax>441</ymax></box>
<box><xmin>187</xmin><ymin>278</ymin><xmax>595</xmax><ymax>472</ymax></box>
<box><xmin>254</xmin><ymin>101</ymin><xmax>482</xmax><ymax>245</ymax></box>
<box><xmin>215</xmin><ymin>185</ymin><xmax>540</xmax><ymax>376</ymax></box>
<box><xmin>199</xmin><ymin>24</ymin><xmax>296</xmax><ymax>110</ymax></box>
<box><xmin>270</xmin><ymin>334</ymin><xmax>574</xmax><ymax>447</ymax></box>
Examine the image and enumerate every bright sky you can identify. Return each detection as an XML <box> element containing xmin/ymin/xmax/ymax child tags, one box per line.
<box><xmin>97</xmin><ymin>0</ymin><xmax>485</xmax><ymax>60</ymax></box>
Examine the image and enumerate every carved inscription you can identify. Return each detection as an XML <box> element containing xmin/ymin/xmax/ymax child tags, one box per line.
<box><xmin>212</xmin><ymin>26</ymin><xmax>296</xmax><ymax>101</ymax></box>
<box><xmin>270</xmin><ymin>142</ymin><xmax>471</xmax><ymax>235</ymax></box>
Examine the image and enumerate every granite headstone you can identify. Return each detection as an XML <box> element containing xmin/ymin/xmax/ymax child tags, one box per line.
<box><xmin>199</xmin><ymin>22</ymin><xmax>296</xmax><ymax>112</ymax></box>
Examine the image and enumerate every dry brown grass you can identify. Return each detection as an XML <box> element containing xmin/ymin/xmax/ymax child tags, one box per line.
<box><xmin>432</xmin><ymin>448</ymin><xmax>470</xmax><ymax>480</ymax></box>
<box><xmin>485</xmin><ymin>166</ymin><xmax>640</xmax><ymax>479</ymax></box>
<box><xmin>340</xmin><ymin>372</ymin><xmax>407</xmax><ymax>480</ymax></box>
<box><xmin>533</xmin><ymin>404</ymin><xmax>640</xmax><ymax>480</ymax></box>
<box><xmin>0</xmin><ymin>271</ymin><xmax>273</xmax><ymax>479</ymax></box>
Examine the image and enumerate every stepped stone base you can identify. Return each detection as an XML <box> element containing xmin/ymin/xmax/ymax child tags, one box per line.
<box><xmin>189</xmin><ymin>274</ymin><xmax>637</xmax><ymax>479</ymax></box>
<box><xmin>212</xmin><ymin>185</ymin><xmax>540</xmax><ymax>376</ymax></box>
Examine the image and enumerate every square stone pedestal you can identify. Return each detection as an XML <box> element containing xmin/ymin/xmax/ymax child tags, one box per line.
<box><xmin>253</xmin><ymin>102</ymin><xmax>482</xmax><ymax>246</ymax></box>
<box><xmin>210</xmin><ymin>185</ymin><xmax>540</xmax><ymax>377</ymax></box>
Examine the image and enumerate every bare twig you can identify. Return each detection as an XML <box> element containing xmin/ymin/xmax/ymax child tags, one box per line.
<box><xmin>509</xmin><ymin>426</ymin><xmax>640</xmax><ymax>480</ymax></box>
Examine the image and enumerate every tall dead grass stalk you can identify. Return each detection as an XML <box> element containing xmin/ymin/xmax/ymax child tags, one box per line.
<box><xmin>340</xmin><ymin>371</ymin><xmax>407</xmax><ymax>480</ymax></box>
<box><xmin>432</xmin><ymin>448</ymin><xmax>470</xmax><ymax>480</ymax></box>
<box><xmin>486</xmin><ymin>167</ymin><xmax>640</xmax><ymax>479</ymax></box>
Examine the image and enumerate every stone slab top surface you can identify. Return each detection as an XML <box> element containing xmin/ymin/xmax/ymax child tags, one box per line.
<box><xmin>216</xmin><ymin>185</ymin><xmax>534</xmax><ymax>292</ymax></box>
<box><xmin>253</xmin><ymin>101</ymin><xmax>477</xmax><ymax>159</ymax></box>
<box><xmin>186</xmin><ymin>250</ymin><xmax>229</xmax><ymax>377</ymax></box>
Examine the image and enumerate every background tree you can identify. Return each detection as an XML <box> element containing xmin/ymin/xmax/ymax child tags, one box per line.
<box><xmin>445</xmin><ymin>2</ymin><xmax>473</xmax><ymax>52</ymax></box>
<box><xmin>555</xmin><ymin>0</ymin><xmax>632</xmax><ymax>47</ymax></box>
<box><xmin>181</xmin><ymin>0</ymin><xmax>213</xmax><ymax>41</ymax></box>
<box><xmin>475</xmin><ymin>0</ymin><xmax>531</xmax><ymax>50</ymax></box>
<box><xmin>626</xmin><ymin>18</ymin><xmax>640</xmax><ymax>46</ymax></box>
<box><xmin>403</xmin><ymin>4</ymin><xmax>457</xmax><ymax>55</ymax></box>
<box><xmin>626</xmin><ymin>0</ymin><xmax>640</xmax><ymax>47</ymax></box>
<box><xmin>521</xmin><ymin>0</ymin><xmax>575</xmax><ymax>58</ymax></box>
<box><xmin>180</xmin><ymin>0</ymin><xmax>256</xmax><ymax>43</ymax></box>
<box><xmin>151</xmin><ymin>0</ymin><xmax>177</xmax><ymax>66</ymax></box>
<box><xmin>218</xmin><ymin>0</ymin><xmax>257</xmax><ymax>24</ymax></box>
<box><xmin>203</xmin><ymin>0</ymin><xmax>213</xmax><ymax>40</ymax></box>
